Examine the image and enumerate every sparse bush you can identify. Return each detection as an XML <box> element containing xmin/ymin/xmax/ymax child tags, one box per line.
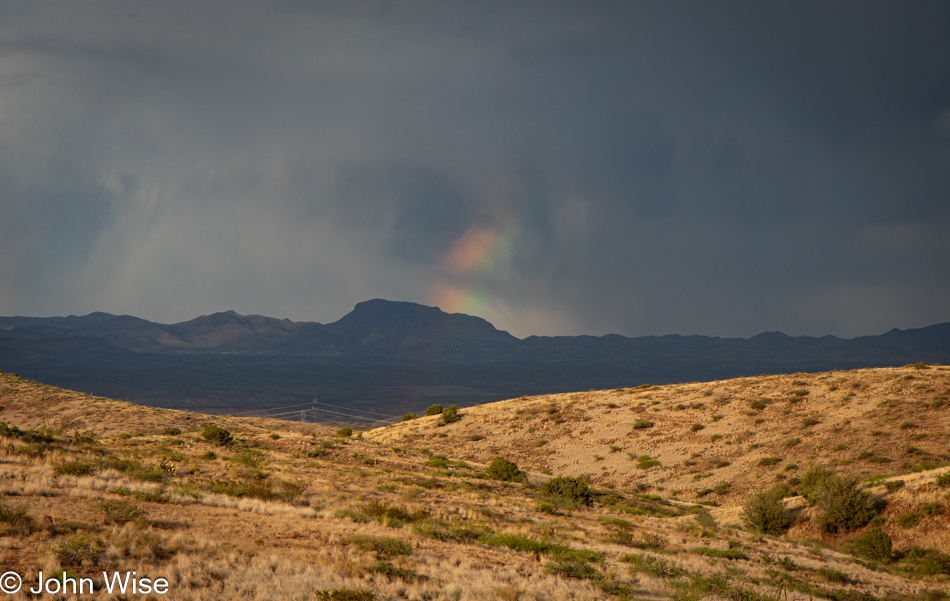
<box><xmin>202</xmin><ymin>424</ymin><xmax>233</xmax><ymax>446</ymax></box>
<box><xmin>921</xmin><ymin>502</ymin><xmax>945</xmax><ymax>516</ymax></box>
<box><xmin>54</xmin><ymin>460</ymin><xmax>97</xmax><ymax>476</ymax></box>
<box><xmin>935</xmin><ymin>472</ymin><xmax>950</xmax><ymax>487</ymax></box>
<box><xmin>814</xmin><ymin>475</ymin><xmax>882</xmax><ymax>534</ymax></box>
<box><xmin>51</xmin><ymin>534</ymin><xmax>104</xmax><ymax>566</ymax></box>
<box><xmin>0</xmin><ymin>502</ymin><xmax>36</xmax><ymax>534</ymax></box>
<box><xmin>425</xmin><ymin>404</ymin><xmax>442</xmax><ymax>416</ymax></box>
<box><xmin>847</xmin><ymin>528</ymin><xmax>893</xmax><ymax>561</ymax></box>
<box><xmin>161</xmin><ymin>426</ymin><xmax>181</xmax><ymax>436</ymax></box>
<box><xmin>636</xmin><ymin>455</ymin><xmax>661</xmax><ymax>469</ymax></box>
<box><xmin>201</xmin><ymin>451</ymin><xmax>217</xmax><ymax>460</ymax></box>
<box><xmin>743</xmin><ymin>487</ymin><xmax>791</xmax><ymax>535</ymax></box>
<box><xmin>336</xmin><ymin>427</ymin><xmax>352</xmax><ymax>437</ymax></box>
<box><xmin>902</xmin><ymin>546</ymin><xmax>950</xmax><ymax>576</ymax></box>
<box><xmin>758</xmin><ymin>457</ymin><xmax>781</xmax><ymax>466</ymax></box>
<box><xmin>898</xmin><ymin>512</ymin><xmax>920</xmax><ymax>528</ymax></box>
<box><xmin>632</xmin><ymin>419</ymin><xmax>654</xmax><ymax>429</ymax></box>
<box><xmin>412</xmin><ymin>518</ymin><xmax>486</xmax><ymax>543</ymax></box>
<box><xmin>540</xmin><ymin>476</ymin><xmax>592</xmax><ymax>510</ymax></box>
<box><xmin>690</xmin><ymin>423</ymin><xmax>705</xmax><ymax>432</ymax></box>
<box><xmin>750</xmin><ymin>400</ymin><xmax>767</xmax><ymax>410</ymax></box>
<box><xmin>621</xmin><ymin>553</ymin><xmax>684</xmax><ymax>578</ymax></box>
<box><xmin>546</xmin><ymin>558</ymin><xmax>598</xmax><ymax>580</ymax></box>
<box><xmin>441</xmin><ymin>405</ymin><xmax>460</xmax><ymax>423</ymax></box>
<box><xmin>96</xmin><ymin>499</ymin><xmax>148</xmax><ymax>525</ymax></box>
<box><xmin>369</xmin><ymin>561</ymin><xmax>423</xmax><ymax>582</ymax></box>
<box><xmin>401</xmin><ymin>413</ymin><xmax>417</xmax><ymax>421</ymax></box>
<box><xmin>485</xmin><ymin>457</ymin><xmax>524</xmax><ymax>482</ymax></box>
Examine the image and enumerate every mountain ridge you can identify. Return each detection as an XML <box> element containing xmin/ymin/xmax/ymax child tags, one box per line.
<box><xmin>0</xmin><ymin>299</ymin><xmax>948</xmax><ymax>414</ymax></box>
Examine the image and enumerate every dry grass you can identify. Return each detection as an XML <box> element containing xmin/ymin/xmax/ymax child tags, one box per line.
<box><xmin>0</xmin><ymin>367</ymin><xmax>948</xmax><ymax>599</ymax></box>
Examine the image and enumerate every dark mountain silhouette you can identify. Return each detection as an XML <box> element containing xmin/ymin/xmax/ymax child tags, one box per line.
<box><xmin>1</xmin><ymin>300</ymin><xmax>948</xmax><ymax>417</ymax></box>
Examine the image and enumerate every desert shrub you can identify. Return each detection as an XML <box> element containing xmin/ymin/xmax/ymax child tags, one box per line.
<box><xmin>100</xmin><ymin>458</ymin><xmax>166</xmax><ymax>482</ymax></box>
<box><xmin>935</xmin><ymin>472</ymin><xmax>950</xmax><ymax>487</ymax></box>
<box><xmin>898</xmin><ymin>512</ymin><xmax>920</xmax><ymax>528</ymax></box>
<box><xmin>621</xmin><ymin>554</ymin><xmax>684</xmax><ymax>578</ymax></box>
<box><xmin>921</xmin><ymin>502</ymin><xmax>945</xmax><ymax>517</ymax></box>
<box><xmin>314</xmin><ymin>590</ymin><xmax>375</xmax><ymax>601</ymax></box>
<box><xmin>425</xmin><ymin>455</ymin><xmax>450</xmax><ymax>468</ymax></box>
<box><xmin>632</xmin><ymin>419</ymin><xmax>654</xmax><ymax>429</ymax></box>
<box><xmin>848</xmin><ymin>528</ymin><xmax>893</xmax><ymax>561</ymax></box>
<box><xmin>202</xmin><ymin>424</ymin><xmax>233</xmax><ymax>446</ymax></box>
<box><xmin>636</xmin><ymin>455</ymin><xmax>661</xmax><ymax>469</ymax></box>
<box><xmin>814</xmin><ymin>475</ymin><xmax>881</xmax><ymax>534</ymax></box>
<box><xmin>750</xmin><ymin>400</ymin><xmax>768</xmax><ymax>410</ymax></box>
<box><xmin>343</xmin><ymin>535</ymin><xmax>413</xmax><ymax>557</ymax></box>
<box><xmin>784</xmin><ymin>438</ymin><xmax>801</xmax><ymax>447</ymax></box>
<box><xmin>798</xmin><ymin>466</ymin><xmax>835</xmax><ymax>501</ymax></box>
<box><xmin>758</xmin><ymin>457</ymin><xmax>781</xmax><ymax>466</ymax></box>
<box><xmin>480</xmin><ymin>534</ymin><xmax>602</xmax><ymax>563</ymax></box>
<box><xmin>278</xmin><ymin>479</ymin><xmax>309</xmax><ymax>505</ymax></box>
<box><xmin>161</xmin><ymin>426</ymin><xmax>181</xmax><ymax>436</ymax></box>
<box><xmin>231</xmin><ymin>447</ymin><xmax>267</xmax><ymax>468</ymax></box>
<box><xmin>485</xmin><ymin>457</ymin><xmax>524</xmax><ymax>482</ymax></box>
<box><xmin>902</xmin><ymin>547</ymin><xmax>950</xmax><ymax>576</ymax></box>
<box><xmin>369</xmin><ymin>561</ymin><xmax>424</xmax><ymax>582</ymax></box>
<box><xmin>540</xmin><ymin>476</ymin><xmax>592</xmax><ymax>510</ymax></box>
<box><xmin>690</xmin><ymin>423</ymin><xmax>705</xmax><ymax>432</ymax></box>
<box><xmin>401</xmin><ymin>413</ymin><xmax>417</xmax><ymax>421</ymax></box>
<box><xmin>201</xmin><ymin>451</ymin><xmax>217</xmax><ymax>460</ymax></box>
<box><xmin>0</xmin><ymin>502</ymin><xmax>36</xmax><ymax>534</ymax></box>
<box><xmin>51</xmin><ymin>534</ymin><xmax>104</xmax><ymax>566</ymax></box>
<box><xmin>743</xmin><ymin>488</ymin><xmax>791</xmax><ymax>535</ymax></box>
<box><xmin>54</xmin><ymin>460</ymin><xmax>97</xmax><ymax>476</ymax></box>
<box><xmin>336</xmin><ymin>427</ymin><xmax>352</xmax><ymax>437</ymax></box>
<box><xmin>356</xmin><ymin>501</ymin><xmax>425</xmax><ymax>527</ymax></box>
<box><xmin>546</xmin><ymin>558</ymin><xmax>599</xmax><ymax>580</ymax></box>
<box><xmin>692</xmin><ymin>547</ymin><xmax>747</xmax><ymax>560</ymax></box>
<box><xmin>441</xmin><ymin>405</ymin><xmax>460</xmax><ymax>423</ymax></box>
<box><xmin>425</xmin><ymin>404</ymin><xmax>442</xmax><ymax>416</ymax></box>
<box><xmin>96</xmin><ymin>499</ymin><xmax>148</xmax><ymax>525</ymax></box>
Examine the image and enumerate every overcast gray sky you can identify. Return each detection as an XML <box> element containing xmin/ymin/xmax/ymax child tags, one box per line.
<box><xmin>1</xmin><ymin>1</ymin><xmax>948</xmax><ymax>338</ymax></box>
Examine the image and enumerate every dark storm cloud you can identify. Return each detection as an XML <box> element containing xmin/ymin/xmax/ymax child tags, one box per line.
<box><xmin>0</xmin><ymin>1</ymin><xmax>948</xmax><ymax>337</ymax></box>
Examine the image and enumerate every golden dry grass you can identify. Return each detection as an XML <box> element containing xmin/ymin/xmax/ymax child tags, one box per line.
<box><xmin>0</xmin><ymin>366</ymin><xmax>948</xmax><ymax>600</ymax></box>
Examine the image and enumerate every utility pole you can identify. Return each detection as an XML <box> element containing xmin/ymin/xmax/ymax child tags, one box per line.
<box><xmin>312</xmin><ymin>397</ymin><xmax>319</xmax><ymax>424</ymax></box>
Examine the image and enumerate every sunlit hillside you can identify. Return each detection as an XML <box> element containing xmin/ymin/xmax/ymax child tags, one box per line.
<box><xmin>0</xmin><ymin>366</ymin><xmax>948</xmax><ymax>600</ymax></box>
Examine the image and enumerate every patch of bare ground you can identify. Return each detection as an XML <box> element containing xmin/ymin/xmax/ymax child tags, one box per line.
<box><xmin>0</xmin><ymin>367</ymin><xmax>948</xmax><ymax>599</ymax></box>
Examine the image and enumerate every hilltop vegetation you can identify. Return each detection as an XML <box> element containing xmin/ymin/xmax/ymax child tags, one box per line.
<box><xmin>0</xmin><ymin>366</ymin><xmax>948</xmax><ymax>600</ymax></box>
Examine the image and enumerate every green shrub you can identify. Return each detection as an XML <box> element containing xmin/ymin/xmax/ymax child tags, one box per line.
<box><xmin>401</xmin><ymin>413</ymin><xmax>417</xmax><ymax>421</ymax></box>
<box><xmin>901</xmin><ymin>546</ymin><xmax>950</xmax><ymax>576</ymax></box>
<box><xmin>0</xmin><ymin>502</ymin><xmax>36</xmax><ymax>533</ymax></box>
<box><xmin>692</xmin><ymin>547</ymin><xmax>747</xmax><ymax>560</ymax></box>
<box><xmin>636</xmin><ymin>455</ymin><xmax>661</xmax><ymax>469</ymax></box>
<box><xmin>743</xmin><ymin>488</ymin><xmax>791</xmax><ymax>535</ymax></box>
<box><xmin>758</xmin><ymin>457</ymin><xmax>781</xmax><ymax>466</ymax></box>
<box><xmin>898</xmin><ymin>512</ymin><xmax>920</xmax><ymax>528</ymax></box>
<box><xmin>201</xmin><ymin>451</ymin><xmax>217</xmax><ymax>460</ymax></box>
<box><xmin>798</xmin><ymin>465</ymin><xmax>835</xmax><ymax>501</ymax></box>
<box><xmin>231</xmin><ymin>447</ymin><xmax>267</xmax><ymax>468</ymax></box>
<box><xmin>441</xmin><ymin>405</ymin><xmax>460</xmax><ymax>423</ymax></box>
<box><xmin>50</xmin><ymin>535</ymin><xmax>104</xmax><ymax>566</ymax></box>
<box><xmin>921</xmin><ymin>502</ymin><xmax>945</xmax><ymax>516</ymax></box>
<box><xmin>690</xmin><ymin>423</ymin><xmax>705</xmax><ymax>432</ymax></box>
<box><xmin>336</xmin><ymin>427</ymin><xmax>352</xmax><ymax>437</ymax></box>
<box><xmin>412</xmin><ymin>518</ymin><xmax>485</xmax><ymax>543</ymax></box>
<box><xmin>202</xmin><ymin>424</ymin><xmax>233</xmax><ymax>446</ymax></box>
<box><xmin>750</xmin><ymin>400</ymin><xmax>767</xmax><ymax>410</ymax></box>
<box><xmin>546</xmin><ymin>558</ymin><xmax>598</xmax><ymax>579</ymax></box>
<box><xmin>480</xmin><ymin>534</ymin><xmax>603</xmax><ymax>563</ymax></box>
<box><xmin>425</xmin><ymin>404</ymin><xmax>443</xmax><ymax>416</ymax></box>
<box><xmin>54</xmin><ymin>460</ymin><xmax>97</xmax><ymax>476</ymax></box>
<box><xmin>621</xmin><ymin>554</ymin><xmax>684</xmax><ymax>578</ymax></box>
<box><xmin>343</xmin><ymin>535</ymin><xmax>413</xmax><ymax>557</ymax></box>
<box><xmin>847</xmin><ymin>528</ymin><xmax>893</xmax><ymax>561</ymax></box>
<box><xmin>95</xmin><ymin>499</ymin><xmax>148</xmax><ymax>525</ymax></box>
<box><xmin>935</xmin><ymin>472</ymin><xmax>950</xmax><ymax>487</ymax></box>
<box><xmin>161</xmin><ymin>427</ymin><xmax>181</xmax><ymax>436</ymax></box>
<box><xmin>632</xmin><ymin>419</ymin><xmax>654</xmax><ymax>429</ymax></box>
<box><xmin>369</xmin><ymin>561</ymin><xmax>423</xmax><ymax>582</ymax></box>
<box><xmin>540</xmin><ymin>476</ymin><xmax>592</xmax><ymax>510</ymax></box>
<box><xmin>485</xmin><ymin>457</ymin><xmax>524</xmax><ymax>482</ymax></box>
<box><xmin>814</xmin><ymin>475</ymin><xmax>881</xmax><ymax>534</ymax></box>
